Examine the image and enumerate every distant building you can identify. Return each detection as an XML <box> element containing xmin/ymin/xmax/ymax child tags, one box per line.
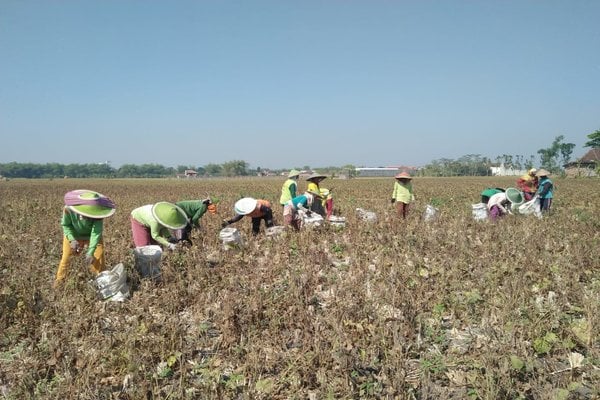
<box><xmin>564</xmin><ymin>148</ymin><xmax>599</xmax><ymax>177</ymax></box>
<box><xmin>355</xmin><ymin>166</ymin><xmax>417</xmax><ymax>178</ymax></box>
<box><xmin>176</xmin><ymin>169</ymin><xmax>198</xmax><ymax>179</ymax></box>
<box><xmin>490</xmin><ymin>163</ymin><xmax>526</xmax><ymax>176</ymax></box>
<box><xmin>355</xmin><ymin>167</ymin><xmax>400</xmax><ymax>177</ymax></box>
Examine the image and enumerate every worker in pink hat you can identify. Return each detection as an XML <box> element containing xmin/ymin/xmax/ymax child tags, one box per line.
<box><xmin>391</xmin><ymin>172</ymin><xmax>415</xmax><ymax>219</ymax></box>
<box><xmin>55</xmin><ymin>189</ymin><xmax>116</xmax><ymax>287</ymax></box>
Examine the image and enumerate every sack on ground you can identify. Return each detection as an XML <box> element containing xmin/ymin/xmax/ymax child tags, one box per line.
<box><xmin>95</xmin><ymin>263</ymin><xmax>129</xmax><ymax>301</ymax></box>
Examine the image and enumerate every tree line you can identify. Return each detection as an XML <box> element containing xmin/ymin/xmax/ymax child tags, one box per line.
<box><xmin>1</xmin><ymin>133</ymin><xmax>596</xmax><ymax>179</ymax></box>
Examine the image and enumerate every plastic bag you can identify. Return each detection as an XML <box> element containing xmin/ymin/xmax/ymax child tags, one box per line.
<box><xmin>219</xmin><ymin>227</ymin><xmax>244</xmax><ymax>250</ymax></box>
<box><xmin>356</xmin><ymin>208</ymin><xmax>377</xmax><ymax>223</ymax></box>
<box><xmin>95</xmin><ymin>263</ymin><xmax>129</xmax><ymax>301</ymax></box>
<box><xmin>518</xmin><ymin>197</ymin><xmax>542</xmax><ymax>218</ymax></box>
<box><xmin>472</xmin><ymin>203</ymin><xmax>488</xmax><ymax>221</ymax></box>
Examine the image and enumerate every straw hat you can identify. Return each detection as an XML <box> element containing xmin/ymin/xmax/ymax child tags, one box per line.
<box><xmin>306</xmin><ymin>172</ymin><xmax>326</xmax><ymax>181</ymax></box>
<box><xmin>64</xmin><ymin>189</ymin><xmax>116</xmax><ymax>219</ymax></box>
<box><xmin>151</xmin><ymin>202</ymin><xmax>188</xmax><ymax>229</ymax></box>
<box><xmin>535</xmin><ymin>169</ymin><xmax>550</xmax><ymax>177</ymax></box>
<box><xmin>528</xmin><ymin>168</ymin><xmax>537</xmax><ymax>175</ymax></box>
<box><xmin>234</xmin><ymin>197</ymin><xmax>258</xmax><ymax>215</ymax></box>
<box><xmin>394</xmin><ymin>172</ymin><xmax>412</xmax><ymax>179</ymax></box>
<box><xmin>288</xmin><ymin>169</ymin><xmax>301</xmax><ymax>178</ymax></box>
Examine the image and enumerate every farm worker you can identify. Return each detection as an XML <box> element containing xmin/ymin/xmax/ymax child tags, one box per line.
<box><xmin>173</xmin><ymin>198</ymin><xmax>218</xmax><ymax>244</ymax></box>
<box><xmin>306</xmin><ymin>172</ymin><xmax>328</xmax><ymax>217</ymax></box>
<box><xmin>55</xmin><ymin>190</ymin><xmax>116</xmax><ymax>287</ymax></box>
<box><xmin>320</xmin><ymin>188</ymin><xmax>334</xmax><ymax>219</ymax></box>
<box><xmin>480</xmin><ymin>188</ymin><xmax>505</xmax><ymax>204</ymax></box>
<box><xmin>130</xmin><ymin>202</ymin><xmax>188</xmax><ymax>250</ymax></box>
<box><xmin>283</xmin><ymin>191</ymin><xmax>323</xmax><ymax>230</ymax></box>
<box><xmin>279</xmin><ymin>169</ymin><xmax>301</xmax><ymax>207</ymax></box>
<box><xmin>535</xmin><ymin>169</ymin><xmax>554</xmax><ymax>212</ymax></box>
<box><xmin>516</xmin><ymin>168</ymin><xmax>539</xmax><ymax>201</ymax></box>
<box><xmin>486</xmin><ymin>192</ymin><xmax>512</xmax><ymax>221</ymax></box>
<box><xmin>221</xmin><ymin>197</ymin><xmax>274</xmax><ymax>235</ymax></box>
<box><xmin>391</xmin><ymin>172</ymin><xmax>415</xmax><ymax>219</ymax></box>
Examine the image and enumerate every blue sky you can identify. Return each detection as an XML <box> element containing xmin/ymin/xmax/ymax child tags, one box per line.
<box><xmin>1</xmin><ymin>1</ymin><xmax>598</xmax><ymax>169</ymax></box>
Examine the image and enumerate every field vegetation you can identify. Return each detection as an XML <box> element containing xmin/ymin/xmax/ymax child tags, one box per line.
<box><xmin>0</xmin><ymin>177</ymin><xmax>598</xmax><ymax>399</ymax></box>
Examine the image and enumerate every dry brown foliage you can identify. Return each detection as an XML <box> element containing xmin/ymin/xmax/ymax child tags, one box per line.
<box><xmin>0</xmin><ymin>177</ymin><xmax>598</xmax><ymax>399</ymax></box>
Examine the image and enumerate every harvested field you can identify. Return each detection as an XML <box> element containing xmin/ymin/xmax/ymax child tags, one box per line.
<box><xmin>0</xmin><ymin>177</ymin><xmax>598</xmax><ymax>399</ymax></box>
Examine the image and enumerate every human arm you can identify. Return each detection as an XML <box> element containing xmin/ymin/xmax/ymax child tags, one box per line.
<box><xmin>538</xmin><ymin>181</ymin><xmax>552</xmax><ymax>197</ymax></box>
<box><xmin>86</xmin><ymin>219</ymin><xmax>103</xmax><ymax>256</ymax></box>
<box><xmin>222</xmin><ymin>213</ymin><xmax>244</xmax><ymax>227</ymax></box>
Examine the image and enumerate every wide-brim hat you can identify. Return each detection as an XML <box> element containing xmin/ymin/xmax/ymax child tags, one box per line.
<box><xmin>306</xmin><ymin>172</ymin><xmax>326</xmax><ymax>181</ymax></box>
<box><xmin>288</xmin><ymin>169</ymin><xmax>301</xmax><ymax>178</ymax></box>
<box><xmin>151</xmin><ymin>202</ymin><xmax>188</xmax><ymax>229</ymax></box>
<box><xmin>234</xmin><ymin>197</ymin><xmax>258</xmax><ymax>215</ymax></box>
<box><xmin>394</xmin><ymin>172</ymin><xmax>412</xmax><ymax>180</ymax></box>
<box><xmin>536</xmin><ymin>169</ymin><xmax>550</xmax><ymax>177</ymax></box>
<box><xmin>64</xmin><ymin>189</ymin><xmax>116</xmax><ymax>219</ymax></box>
<box><xmin>306</xmin><ymin>190</ymin><xmax>324</xmax><ymax>199</ymax></box>
<box><xmin>528</xmin><ymin>168</ymin><xmax>537</xmax><ymax>175</ymax></box>
<box><xmin>505</xmin><ymin>188</ymin><xmax>524</xmax><ymax>204</ymax></box>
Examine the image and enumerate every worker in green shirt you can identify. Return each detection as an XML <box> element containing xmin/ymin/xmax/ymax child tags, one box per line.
<box><xmin>55</xmin><ymin>190</ymin><xmax>116</xmax><ymax>287</ymax></box>
<box><xmin>173</xmin><ymin>198</ymin><xmax>218</xmax><ymax>244</ymax></box>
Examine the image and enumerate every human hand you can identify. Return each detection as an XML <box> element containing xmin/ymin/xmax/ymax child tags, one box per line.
<box><xmin>221</xmin><ymin>220</ymin><xmax>229</xmax><ymax>228</ymax></box>
<box><xmin>306</xmin><ymin>210</ymin><xmax>312</xmax><ymax>217</ymax></box>
<box><xmin>85</xmin><ymin>254</ymin><xmax>95</xmax><ymax>264</ymax></box>
<box><xmin>390</xmin><ymin>198</ymin><xmax>395</xmax><ymax>204</ymax></box>
<box><xmin>70</xmin><ymin>240</ymin><xmax>80</xmax><ymax>251</ymax></box>
<box><xmin>167</xmin><ymin>243</ymin><xmax>177</xmax><ymax>251</ymax></box>
<box><xmin>168</xmin><ymin>236</ymin><xmax>178</xmax><ymax>244</ymax></box>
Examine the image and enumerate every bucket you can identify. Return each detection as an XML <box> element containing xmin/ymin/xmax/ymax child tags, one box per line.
<box><xmin>505</xmin><ymin>188</ymin><xmax>524</xmax><ymax>207</ymax></box>
<box><xmin>328</xmin><ymin>215</ymin><xmax>346</xmax><ymax>228</ymax></box>
<box><xmin>133</xmin><ymin>245</ymin><xmax>162</xmax><ymax>279</ymax></box>
<box><xmin>95</xmin><ymin>263</ymin><xmax>129</xmax><ymax>301</ymax></box>
<box><xmin>423</xmin><ymin>204</ymin><xmax>439</xmax><ymax>221</ymax></box>
<box><xmin>356</xmin><ymin>208</ymin><xmax>377</xmax><ymax>223</ymax></box>
<box><xmin>219</xmin><ymin>227</ymin><xmax>244</xmax><ymax>250</ymax></box>
<box><xmin>471</xmin><ymin>203</ymin><xmax>488</xmax><ymax>221</ymax></box>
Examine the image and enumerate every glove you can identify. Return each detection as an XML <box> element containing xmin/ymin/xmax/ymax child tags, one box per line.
<box><xmin>85</xmin><ymin>254</ymin><xmax>95</xmax><ymax>264</ymax></box>
<box><xmin>306</xmin><ymin>210</ymin><xmax>312</xmax><ymax>217</ymax></box>
<box><xmin>167</xmin><ymin>243</ymin><xmax>177</xmax><ymax>251</ymax></box>
<box><xmin>221</xmin><ymin>220</ymin><xmax>229</xmax><ymax>228</ymax></box>
<box><xmin>70</xmin><ymin>240</ymin><xmax>80</xmax><ymax>251</ymax></box>
<box><xmin>391</xmin><ymin>198</ymin><xmax>396</xmax><ymax>204</ymax></box>
<box><xmin>168</xmin><ymin>236</ymin><xmax>178</xmax><ymax>244</ymax></box>
<box><xmin>202</xmin><ymin>198</ymin><xmax>211</xmax><ymax>205</ymax></box>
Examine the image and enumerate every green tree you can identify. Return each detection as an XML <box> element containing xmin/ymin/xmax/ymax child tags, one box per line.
<box><xmin>221</xmin><ymin>160</ymin><xmax>248</xmax><ymax>177</ymax></box>
<box><xmin>204</xmin><ymin>163</ymin><xmax>222</xmax><ymax>176</ymax></box>
<box><xmin>584</xmin><ymin>129</ymin><xmax>600</xmax><ymax>148</ymax></box>
<box><xmin>537</xmin><ymin>135</ymin><xmax>576</xmax><ymax>172</ymax></box>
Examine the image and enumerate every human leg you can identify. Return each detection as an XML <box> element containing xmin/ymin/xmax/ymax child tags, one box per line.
<box><xmin>88</xmin><ymin>240</ymin><xmax>105</xmax><ymax>275</ymax></box>
<box><xmin>55</xmin><ymin>235</ymin><xmax>76</xmax><ymax>285</ymax></box>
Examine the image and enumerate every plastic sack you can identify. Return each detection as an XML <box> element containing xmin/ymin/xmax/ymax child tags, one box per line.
<box><xmin>328</xmin><ymin>215</ymin><xmax>346</xmax><ymax>228</ymax></box>
<box><xmin>219</xmin><ymin>227</ymin><xmax>244</xmax><ymax>250</ymax></box>
<box><xmin>298</xmin><ymin>210</ymin><xmax>324</xmax><ymax>227</ymax></box>
<box><xmin>423</xmin><ymin>204</ymin><xmax>439</xmax><ymax>222</ymax></box>
<box><xmin>133</xmin><ymin>245</ymin><xmax>162</xmax><ymax>279</ymax></box>
<box><xmin>95</xmin><ymin>263</ymin><xmax>129</xmax><ymax>301</ymax></box>
<box><xmin>518</xmin><ymin>197</ymin><xmax>542</xmax><ymax>218</ymax></box>
<box><xmin>472</xmin><ymin>203</ymin><xmax>488</xmax><ymax>221</ymax></box>
<box><xmin>356</xmin><ymin>208</ymin><xmax>377</xmax><ymax>223</ymax></box>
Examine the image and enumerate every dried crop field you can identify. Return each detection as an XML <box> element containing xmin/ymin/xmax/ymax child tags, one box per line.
<box><xmin>0</xmin><ymin>177</ymin><xmax>598</xmax><ymax>399</ymax></box>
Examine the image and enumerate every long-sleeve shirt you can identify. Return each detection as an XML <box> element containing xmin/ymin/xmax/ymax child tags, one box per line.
<box><xmin>175</xmin><ymin>200</ymin><xmax>207</xmax><ymax>227</ymax></box>
<box><xmin>279</xmin><ymin>179</ymin><xmax>297</xmax><ymax>205</ymax></box>
<box><xmin>61</xmin><ymin>207</ymin><xmax>103</xmax><ymax>256</ymax></box>
<box><xmin>487</xmin><ymin>192</ymin><xmax>509</xmax><ymax>212</ymax></box>
<box><xmin>537</xmin><ymin>177</ymin><xmax>554</xmax><ymax>199</ymax></box>
<box><xmin>392</xmin><ymin>181</ymin><xmax>414</xmax><ymax>204</ymax></box>
<box><xmin>131</xmin><ymin>204</ymin><xmax>172</xmax><ymax>247</ymax></box>
<box><xmin>227</xmin><ymin>200</ymin><xmax>272</xmax><ymax>224</ymax></box>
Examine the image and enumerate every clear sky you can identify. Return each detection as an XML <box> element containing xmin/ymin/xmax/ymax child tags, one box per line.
<box><xmin>1</xmin><ymin>1</ymin><xmax>598</xmax><ymax>169</ymax></box>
